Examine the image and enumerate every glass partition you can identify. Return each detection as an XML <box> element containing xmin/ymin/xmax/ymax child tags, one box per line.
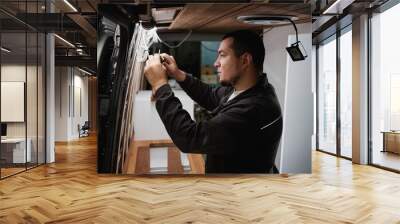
<box><xmin>1</xmin><ymin>25</ymin><xmax>28</xmax><ymax>178</ymax></box>
<box><xmin>0</xmin><ymin>1</ymin><xmax>46</xmax><ymax>179</ymax></box>
<box><xmin>27</xmin><ymin>31</ymin><xmax>38</xmax><ymax>169</ymax></box>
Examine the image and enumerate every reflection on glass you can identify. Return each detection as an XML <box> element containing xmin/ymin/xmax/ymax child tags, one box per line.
<box><xmin>27</xmin><ymin>31</ymin><xmax>38</xmax><ymax>169</ymax></box>
<box><xmin>1</xmin><ymin>31</ymin><xmax>27</xmax><ymax>177</ymax></box>
<box><xmin>340</xmin><ymin>29</ymin><xmax>352</xmax><ymax>158</ymax></box>
<box><xmin>38</xmin><ymin>32</ymin><xmax>46</xmax><ymax>165</ymax></box>
<box><xmin>371</xmin><ymin>3</ymin><xmax>400</xmax><ymax>171</ymax></box>
<box><xmin>318</xmin><ymin>36</ymin><xmax>337</xmax><ymax>154</ymax></box>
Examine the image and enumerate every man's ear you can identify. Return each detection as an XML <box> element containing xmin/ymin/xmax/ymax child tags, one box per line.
<box><xmin>241</xmin><ymin>52</ymin><xmax>253</xmax><ymax>68</ymax></box>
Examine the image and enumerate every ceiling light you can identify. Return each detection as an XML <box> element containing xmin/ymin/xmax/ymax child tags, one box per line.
<box><xmin>237</xmin><ymin>15</ymin><xmax>299</xmax><ymax>26</ymax></box>
<box><xmin>54</xmin><ymin>34</ymin><xmax>75</xmax><ymax>48</ymax></box>
<box><xmin>78</xmin><ymin>67</ymin><xmax>92</xmax><ymax>76</ymax></box>
<box><xmin>63</xmin><ymin>0</ymin><xmax>78</xmax><ymax>12</ymax></box>
<box><xmin>152</xmin><ymin>8</ymin><xmax>181</xmax><ymax>24</ymax></box>
<box><xmin>1</xmin><ymin>47</ymin><xmax>11</xmax><ymax>53</ymax></box>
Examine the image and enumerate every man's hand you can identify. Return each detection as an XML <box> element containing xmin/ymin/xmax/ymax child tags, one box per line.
<box><xmin>160</xmin><ymin>53</ymin><xmax>186</xmax><ymax>82</ymax></box>
<box><xmin>144</xmin><ymin>54</ymin><xmax>168</xmax><ymax>93</ymax></box>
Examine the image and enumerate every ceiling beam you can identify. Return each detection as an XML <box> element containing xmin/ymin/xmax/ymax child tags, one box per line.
<box><xmin>53</xmin><ymin>0</ymin><xmax>97</xmax><ymax>47</ymax></box>
<box><xmin>67</xmin><ymin>14</ymin><xmax>97</xmax><ymax>46</ymax></box>
<box><xmin>55</xmin><ymin>55</ymin><xmax>96</xmax><ymax>70</ymax></box>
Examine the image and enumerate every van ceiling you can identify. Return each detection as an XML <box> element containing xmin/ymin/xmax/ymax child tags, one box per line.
<box><xmin>163</xmin><ymin>3</ymin><xmax>311</xmax><ymax>33</ymax></box>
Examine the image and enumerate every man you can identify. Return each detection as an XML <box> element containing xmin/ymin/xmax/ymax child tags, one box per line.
<box><xmin>144</xmin><ymin>30</ymin><xmax>282</xmax><ymax>173</ymax></box>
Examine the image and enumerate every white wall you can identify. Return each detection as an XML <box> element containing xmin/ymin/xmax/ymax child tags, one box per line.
<box><xmin>1</xmin><ymin>63</ymin><xmax>47</xmax><ymax>164</ymax></box>
<box><xmin>133</xmin><ymin>90</ymin><xmax>194</xmax><ymax>140</ymax></box>
<box><xmin>1</xmin><ymin>65</ymin><xmax>41</xmax><ymax>136</ymax></box>
<box><xmin>55</xmin><ymin>67</ymin><xmax>89</xmax><ymax>141</ymax></box>
<box><xmin>263</xmin><ymin>23</ymin><xmax>313</xmax><ymax>173</ymax></box>
<box><xmin>55</xmin><ymin>66</ymin><xmax>68</xmax><ymax>141</ymax></box>
<box><xmin>312</xmin><ymin>45</ymin><xmax>317</xmax><ymax>151</ymax></box>
<box><xmin>72</xmin><ymin>73</ymin><xmax>89</xmax><ymax>138</ymax></box>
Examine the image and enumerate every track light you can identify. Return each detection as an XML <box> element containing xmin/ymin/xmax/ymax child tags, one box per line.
<box><xmin>63</xmin><ymin>0</ymin><xmax>78</xmax><ymax>12</ymax></box>
<box><xmin>1</xmin><ymin>47</ymin><xmax>11</xmax><ymax>53</ymax></box>
<box><xmin>54</xmin><ymin>34</ymin><xmax>75</xmax><ymax>48</ymax></box>
<box><xmin>78</xmin><ymin>67</ymin><xmax>93</xmax><ymax>76</ymax></box>
<box><xmin>237</xmin><ymin>15</ymin><xmax>298</xmax><ymax>26</ymax></box>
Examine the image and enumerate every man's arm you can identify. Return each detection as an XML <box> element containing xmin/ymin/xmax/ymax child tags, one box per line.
<box><xmin>161</xmin><ymin>53</ymin><xmax>230</xmax><ymax>111</ymax></box>
<box><xmin>178</xmin><ymin>74</ymin><xmax>230</xmax><ymax>111</ymax></box>
<box><xmin>154</xmin><ymin>84</ymin><xmax>252</xmax><ymax>154</ymax></box>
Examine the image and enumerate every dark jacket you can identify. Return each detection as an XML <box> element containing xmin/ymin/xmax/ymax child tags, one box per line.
<box><xmin>154</xmin><ymin>73</ymin><xmax>282</xmax><ymax>173</ymax></box>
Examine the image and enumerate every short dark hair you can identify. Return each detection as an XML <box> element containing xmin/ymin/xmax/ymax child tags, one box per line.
<box><xmin>222</xmin><ymin>30</ymin><xmax>265</xmax><ymax>72</ymax></box>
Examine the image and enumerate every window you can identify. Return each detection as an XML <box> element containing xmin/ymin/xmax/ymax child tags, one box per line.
<box><xmin>370</xmin><ymin>2</ymin><xmax>400</xmax><ymax>171</ymax></box>
<box><xmin>316</xmin><ymin>25</ymin><xmax>353</xmax><ymax>159</ymax></box>
<box><xmin>340</xmin><ymin>27</ymin><xmax>352</xmax><ymax>158</ymax></box>
<box><xmin>317</xmin><ymin>35</ymin><xmax>337</xmax><ymax>155</ymax></box>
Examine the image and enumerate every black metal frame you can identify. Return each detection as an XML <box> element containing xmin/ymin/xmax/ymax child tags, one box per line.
<box><xmin>367</xmin><ymin>10</ymin><xmax>373</xmax><ymax>166</ymax></box>
<box><xmin>315</xmin><ymin>23</ymin><xmax>353</xmax><ymax>162</ymax></box>
<box><xmin>336</xmin><ymin>28</ymin><xmax>341</xmax><ymax>158</ymax></box>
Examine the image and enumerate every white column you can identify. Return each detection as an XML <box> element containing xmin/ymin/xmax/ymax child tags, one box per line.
<box><xmin>46</xmin><ymin>1</ymin><xmax>55</xmax><ymax>163</ymax></box>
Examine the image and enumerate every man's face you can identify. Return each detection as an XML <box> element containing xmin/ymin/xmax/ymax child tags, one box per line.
<box><xmin>214</xmin><ymin>37</ymin><xmax>242</xmax><ymax>86</ymax></box>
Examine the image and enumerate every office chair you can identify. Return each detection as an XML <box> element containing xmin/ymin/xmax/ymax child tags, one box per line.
<box><xmin>79</xmin><ymin>121</ymin><xmax>90</xmax><ymax>138</ymax></box>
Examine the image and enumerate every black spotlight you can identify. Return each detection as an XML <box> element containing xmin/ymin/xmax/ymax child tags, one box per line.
<box><xmin>283</xmin><ymin>19</ymin><xmax>308</xmax><ymax>62</ymax></box>
<box><xmin>286</xmin><ymin>41</ymin><xmax>307</xmax><ymax>61</ymax></box>
<box><xmin>237</xmin><ymin>15</ymin><xmax>308</xmax><ymax>62</ymax></box>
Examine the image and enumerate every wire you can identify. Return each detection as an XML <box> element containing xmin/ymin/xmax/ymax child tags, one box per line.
<box><xmin>285</xmin><ymin>18</ymin><xmax>299</xmax><ymax>44</ymax></box>
<box><xmin>201</xmin><ymin>43</ymin><xmax>218</xmax><ymax>53</ymax></box>
<box><xmin>158</xmin><ymin>29</ymin><xmax>193</xmax><ymax>49</ymax></box>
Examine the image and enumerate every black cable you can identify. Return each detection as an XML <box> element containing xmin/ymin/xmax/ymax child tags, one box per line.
<box><xmin>285</xmin><ymin>18</ymin><xmax>299</xmax><ymax>44</ymax></box>
<box><xmin>201</xmin><ymin>43</ymin><xmax>218</xmax><ymax>53</ymax></box>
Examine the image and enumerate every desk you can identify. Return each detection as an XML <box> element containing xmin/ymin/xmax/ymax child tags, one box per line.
<box><xmin>1</xmin><ymin>138</ymin><xmax>31</xmax><ymax>163</ymax></box>
<box><xmin>382</xmin><ymin>131</ymin><xmax>400</xmax><ymax>154</ymax></box>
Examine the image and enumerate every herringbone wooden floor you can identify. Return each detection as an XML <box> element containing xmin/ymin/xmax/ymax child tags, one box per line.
<box><xmin>1</xmin><ymin>135</ymin><xmax>400</xmax><ymax>223</ymax></box>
